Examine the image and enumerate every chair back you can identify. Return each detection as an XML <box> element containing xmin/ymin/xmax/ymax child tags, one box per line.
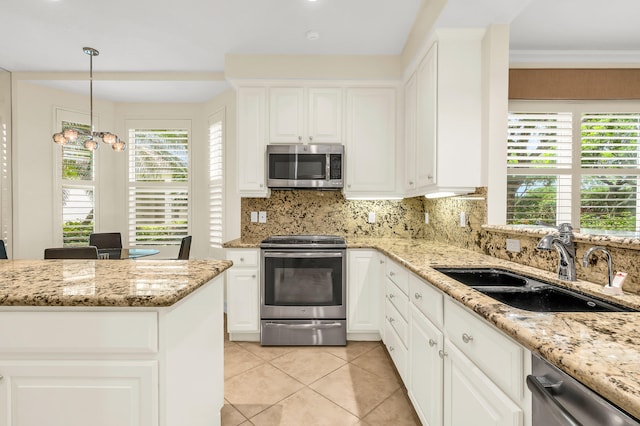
<box><xmin>89</xmin><ymin>232</ymin><xmax>122</xmax><ymax>249</ymax></box>
<box><xmin>44</xmin><ymin>246</ymin><xmax>99</xmax><ymax>259</ymax></box>
<box><xmin>177</xmin><ymin>236</ymin><xmax>192</xmax><ymax>260</ymax></box>
<box><xmin>0</xmin><ymin>240</ymin><xmax>7</xmax><ymax>260</ymax></box>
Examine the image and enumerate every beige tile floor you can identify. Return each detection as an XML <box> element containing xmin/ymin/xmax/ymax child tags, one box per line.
<box><xmin>222</xmin><ymin>325</ymin><xmax>421</xmax><ymax>425</ymax></box>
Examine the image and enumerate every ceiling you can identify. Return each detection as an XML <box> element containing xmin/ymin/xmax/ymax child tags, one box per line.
<box><xmin>2</xmin><ymin>0</ymin><xmax>640</xmax><ymax>102</ymax></box>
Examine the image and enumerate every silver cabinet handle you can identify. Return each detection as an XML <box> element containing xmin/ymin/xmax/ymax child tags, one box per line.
<box><xmin>379</xmin><ymin>259</ymin><xmax>384</xmax><ymax>264</ymax></box>
<box><xmin>0</xmin><ymin>374</ymin><xmax>3</xmax><ymax>380</ymax></box>
<box><xmin>239</xmin><ymin>257</ymin><xmax>244</xmax><ymax>262</ymax></box>
<box><xmin>389</xmin><ymin>346</ymin><xmax>395</xmax><ymax>352</ymax></box>
<box><xmin>309</xmin><ymin>136</ymin><xmax>313</xmax><ymax>142</ymax></box>
<box><xmin>298</xmin><ymin>136</ymin><xmax>302</xmax><ymax>141</ymax></box>
<box><xmin>409</xmin><ymin>180</ymin><xmax>414</xmax><ymax>185</ymax></box>
<box><xmin>388</xmin><ymin>317</ymin><xmax>395</xmax><ymax>324</ymax></box>
<box><xmin>259</xmin><ymin>183</ymin><xmax>264</xmax><ymax>188</ymax></box>
<box><xmin>251</xmin><ymin>275</ymin><xmax>256</xmax><ymax>279</ymax></box>
<box><xmin>389</xmin><ymin>271</ymin><xmax>395</xmax><ymax>276</ymax></box>
<box><xmin>388</xmin><ymin>293</ymin><xmax>395</xmax><ymax>299</ymax></box>
<box><xmin>438</xmin><ymin>350</ymin><xmax>447</xmax><ymax>359</ymax></box>
<box><xmin>428</xmin><ymin>339</ymin><xmax>437</xmax><ymax>347</ymax></box>
<box><xmin>414</xmin><ymin>292</ymin><xmax>422</xmax><ymax>300</ymax></box>
<box><xmin>462</xmin><ymin>333</ymin><xmax>474</xmax><ymax>344</ymax></box>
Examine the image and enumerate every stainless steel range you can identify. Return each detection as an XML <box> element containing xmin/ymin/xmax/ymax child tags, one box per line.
<box><xmin>260</xmin><ymin>235</ymin><xmax>347</xmax><ymax>346</ymax></box>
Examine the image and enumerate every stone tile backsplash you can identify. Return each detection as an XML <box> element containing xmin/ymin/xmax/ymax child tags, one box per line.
<box><xmin>240</xmin><ymin>187</ymin><xmax>640</xmax><ymax>295</ymax></box>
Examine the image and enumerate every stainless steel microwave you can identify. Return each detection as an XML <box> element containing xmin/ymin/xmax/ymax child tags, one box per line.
<box><xmin>266</xmin><ymin>144</ymin><xmax>344</xmax><ymax>190</ymax></box>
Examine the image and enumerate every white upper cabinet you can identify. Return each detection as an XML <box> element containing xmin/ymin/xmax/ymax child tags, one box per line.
<box><xmin>344</xmin><ymin>87</ymin><xmax>400</xmax><ymax>198</ymax></box>
<box><xmin>404</xmin><ymin>29</ymin><xmax>484</xmax><ymax>197</ymax></box>
<box><xmin>269</xmin><ymin>87</ymin><xmax>342</xmax><ymax>144</ymax></box>
<box><xmin>237</xmin><ymin>87</ymin><xmax>268</xmax><ymax>197</ymax></box>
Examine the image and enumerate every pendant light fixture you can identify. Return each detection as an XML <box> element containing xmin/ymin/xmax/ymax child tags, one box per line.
<box><xmin>52</xmin><ymin>47</ymin><xmax>126</xmax><ymax>152</ymax></box>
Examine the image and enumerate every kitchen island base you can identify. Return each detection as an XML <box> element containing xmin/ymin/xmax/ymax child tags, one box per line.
<box><xmin>0</xmin><ymin>275</ymin><xmax>224</xmax><ymax>426</ymax></box>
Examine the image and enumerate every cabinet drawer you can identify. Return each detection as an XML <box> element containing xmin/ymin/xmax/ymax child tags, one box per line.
<box><xmin>386</xmin><ymin>259</ymin><xmax>408</xmax><ymax>295</ymax></box>
<box><xmin>0</xmin><ymin>311</ymin><xmax>158</xmax><ymax>354</ymax></box>
<box><xmin>384</xmin><ymin>321</ymin><xmax>407</xmax><ymax>383</ymax></box>
<box><xmin>409</xmin><ymin>274</ymin><xmax>443</xmax><ymax>329</ymax></box>
<box><xmin>444</xmin><ymin>298</ymin><xmax>524</xmax><ymax>401</ymax></box>
<box><xmin>226</xmin><ymin>249</ymin><xmax>259</xmax><ymax>267</ymax></box>
<box><xmin>385</xmin><ymin>299</ymin><xmax>408</xmax><ymax>347</ymax></box>
<box><xmin>386</xmin><ymin>278</ymin><xmax>409</xmax><ymax>321</ymax></box>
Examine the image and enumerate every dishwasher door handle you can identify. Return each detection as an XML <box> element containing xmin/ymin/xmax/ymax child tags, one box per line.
<box><xmin>526</xmin><ymin>375</ymin><xmax>583</xmax><ymax>426</ymax></box>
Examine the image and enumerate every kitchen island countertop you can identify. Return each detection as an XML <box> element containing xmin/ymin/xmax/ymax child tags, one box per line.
<box><xmin>0</xmin><ymin>259</ymin><xmax>233</xmax><ymax>307</ymax></box>
<box><xmin>224</xmin><ymin>236</ymin><xmax>640</xmax><ymax>420</ymax></box>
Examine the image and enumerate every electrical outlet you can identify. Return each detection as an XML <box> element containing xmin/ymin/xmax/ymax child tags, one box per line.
<box><xmin>425</xmin><ymin>212</ymin><xmax>429</xmax><ymax>224</ymax></box>
<box><xmin>506</xmin><ymin>238</ymin><xmax>521</xmax><ymax>253</ymax></box>
<box><xmin>258</xmin><ymin>211</ymin><xmax>267</xmax><ymax>223</ymax></box>
<box><xmin>250</xmin><ymin>212</ymin><xmax>258</xmax><ymax>223</ymax></box>
<box><xmin>459</xmin><ymin>212</ymin><xmax>466</xmax><ymax>227</ymax></box>
<box><xmin>368</xmin><ymin>212</ymin><xmax>376</xmax><ymax>223</ymax></box>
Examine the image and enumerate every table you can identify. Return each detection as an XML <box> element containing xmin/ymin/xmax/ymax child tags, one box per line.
<box><xmin>98</xmin><ymin>248</ymin><xmax>160</xmax><ymax>259</ymax></box>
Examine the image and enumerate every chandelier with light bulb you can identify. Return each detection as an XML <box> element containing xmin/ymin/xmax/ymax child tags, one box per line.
<box><xmin>52</xmin><ymin>47</ymin><xmax>126</xmax><ymax>152</ymax></box>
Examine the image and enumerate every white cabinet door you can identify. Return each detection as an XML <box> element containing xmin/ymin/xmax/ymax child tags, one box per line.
<box><xmin>237</xmin><ymin>87</ymin><xmax>268</xmax><ymax>196</ymax></box>
<box><xmin>226</xmin><ymin>268</ymin><xmax>260</xmax><ymax>334</ymax></box>
<box><xmin>404</xmin><ymin>72</ymin><xmax>418</xmax><ymax>193</ymax></box>
<box><xmin>308</xmin><ymin>88</ymin><xmax>342</xmax><ymax>143</ymax></box>
<box><xmin>443</xmin><ymin>341</ymin><xmax>523</xmax><ymax>426</ymax></box>
<box><xmin>416</xmin><ymin>42</ymin><xmax>437</xmax><ymax>189</ymax></box>
<box><xmin>409</xmin><ymin>304</ymin><xmax>444</xmax><ymax>426</ymax></box>
<box><xmin>0</xmin><ymin>361</ymin><xmax>158</xmax><ymax>426</ymax></box>
<box><xmin>269</xmin><ymin>87</ymin><xmax>305</xmax><ymax>143</ymax></box>
<box><xmin>344</xmin><ymin>87</ymin><xmax>398</xmax><ymax>197</ymax></box>
<box><xmin>347</xmin><ymin>250</ymin><xmax>381</xmax><ymax>334</ymax></box>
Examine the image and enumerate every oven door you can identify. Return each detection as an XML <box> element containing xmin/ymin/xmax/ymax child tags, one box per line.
<box><xmin>261</xmin><ymin>250</ymin><xmax>346</xmax><ymax>319</ymax></box>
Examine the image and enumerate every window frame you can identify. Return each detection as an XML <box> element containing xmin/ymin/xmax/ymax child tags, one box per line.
<box><xmin>125</xmin><ymin>119</ymin><xmax>192</xmax><ymax>247</ymax></box>
<box><xmin>507</xmin><ymin>100</ymin><xmax>640</xmax><ymax>235</ymax></box>
<box><xmin>208</xmin><ymin>108</ymin><xmax>225</xmax><ymax>249</ymax></box>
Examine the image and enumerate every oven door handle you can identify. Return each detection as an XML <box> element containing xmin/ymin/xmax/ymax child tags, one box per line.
<box><xmin>526</xmin><ymin>375</ymin><xmax>582</xmax><ymax>426</ymax></box>
<box><xmin>263</xmin><ymin>322</ymin><xmax>344</xmax><ymax>329</ymax></box>
<box><xmin>262</xmin><ymin>251</ymin><xmax>344</xmax><ymax>259</ymax></box>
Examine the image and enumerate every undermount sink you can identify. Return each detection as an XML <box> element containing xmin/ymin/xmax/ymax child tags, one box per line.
<box><xmin>435</xmin><ymin>267</ymin><xmax>635</xmax><ymax>313</ymax></box>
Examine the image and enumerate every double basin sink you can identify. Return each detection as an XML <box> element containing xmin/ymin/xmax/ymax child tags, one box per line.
<box><xmin>435</xmin><ymin>267</ymin><xmax>635</xmax><ymax>313</ymax></box>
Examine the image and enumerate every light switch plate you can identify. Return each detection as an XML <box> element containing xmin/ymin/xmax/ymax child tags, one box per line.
<box><xmin>506</xmin><ymin>238</ymin><xmax>521</xmax><ymax>253</ymax></box>
<box><xmin>425</xmin><ymin>212</ymin><xmax>429</xmax><ymax>224</ymax></box>
<box><xmin>368</xmin><ymin>212</ymin><xmax>376</xmax><ymax>223</ymax></box>
<box><xmin>459</xmin><ymin>212</ymin><xmax>466</xmax><ymax>227</ymax></box>
<box><xmin>250</xmin><ymin>212</ymin><xmax>258</xmax><ymax>223</ymax></box>
<box><xmin>258</xmin><ymin>211</ymin><xmax>267</xmax><ymax>223</ymax></box>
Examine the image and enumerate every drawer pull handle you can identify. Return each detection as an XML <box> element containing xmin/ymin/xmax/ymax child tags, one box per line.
<box><xmin>251</xmin><ymin>275</ymin><xmax>256</xmax><ymax>279</ymax></box>
<box><xmin>428</xmin><ymin>339</ymin><xmax>437</xmax><ymax>347</ymax></box>
<box><xmin>462</xmin><ymin>333</ymin><xmax>474</xmax><ymax>344</ymax></box>
<box><xmin>414</xmin><ymin>292</ymin><xmax>422</xmax><ymax>300</ymax></box>
<box><xmin>389</xmin><ymin>293</ymin><xmax>395</xmax><ymax>299</ymax></box>
<box><xmin>389</xmin><ymin>317</ymin><xmax>395</xmax><ymax>323</ymax></box>
<box><xmin>438</xmin><ymin>350</ymin><xmax>447</xmax><ymax>359</ymax></box>
<box><xmin>0</xmin><ymin>374</ymin><xmax>3</xmax><ymax>380</ymax></box>
<box><xmin>239</xmin><ymin>257</ymin><xmax>244</xmax><ymax>262</ymax></box>
<box><xmin>389</xmin><ymin>271</ymin><xmax>395</xmax><ymax>276</ymax></box>
<box><xmin>389</xmin><ymin>346</ymin><xmax>395</xmax><ymax>352</ymax></box>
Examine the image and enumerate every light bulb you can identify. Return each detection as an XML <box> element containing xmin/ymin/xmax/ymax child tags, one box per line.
<box><xmin>52</xmin><ymin>133</ymin><xmax>67</xmax><ymax>145</ymax></box>
<box><xmin>63</xmin><ymin>128</ymin><xmax>79</xmax><ymax>142</ymax></box>
<box><xmin>112</xmin><ymin>139</ymin><xmax>126</xmax><ymax>151</ymax></box>
<box><xmin>84</xmin><ymin>139</ymin><xmax>99</xmax><ymax>151</ymax></box>
<box><xmin>102</xmin><ymin>132</ymin><xmax>117</xmax><ymax>144</ymax></box>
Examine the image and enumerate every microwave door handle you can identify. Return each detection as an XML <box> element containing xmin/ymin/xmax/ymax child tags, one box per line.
<box><xmin>526</xmin><ymin>375</ymin><xmax>582</xmax><ymax>426</ymax></box>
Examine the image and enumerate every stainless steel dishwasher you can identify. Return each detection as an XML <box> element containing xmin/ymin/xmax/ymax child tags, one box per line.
<box><xmin>527</xmin><ymin>353</ymin><xmax>640</xmax><ymax>426</ymax></box>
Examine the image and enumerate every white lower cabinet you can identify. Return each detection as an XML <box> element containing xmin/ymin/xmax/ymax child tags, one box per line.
<box><xmin>443</xmin><ymin>341</ymin><xmax>523</xmax><ymax>426</ymax></box>
<box><xmin>0</xmin><ymin>361</ymin><xmax>157</xmax><ymax>426</ymax></box>
<box><xmin>347</xmin><ymin>250</ymin><xmax>382</xmax><ymax>337</ymax></box>
<box><xmin>401</xmin><ymin>273</ymin><xmax>530</xmax><ymax>426</ymax></box>
<box><xmin>225</xmin><ymin>249</ymin><xmax>260</xmax><ymax>340</ymax></box>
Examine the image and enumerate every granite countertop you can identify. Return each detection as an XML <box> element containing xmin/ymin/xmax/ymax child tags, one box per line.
<box><xmin>0</xmin><ymin>259</ymin><xmax>233</xmax><ymax>307</ymax></box>
<box><xmin>224</xmin><ymin>236</ymin><xmax>640</xmax><ymax>419</ymax></box>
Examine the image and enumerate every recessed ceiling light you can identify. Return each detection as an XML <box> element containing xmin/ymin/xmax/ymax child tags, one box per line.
<box><xmin>306</xmin><ymin>30</ymin><xmax>320</xmax><ymax>41</ymax></box>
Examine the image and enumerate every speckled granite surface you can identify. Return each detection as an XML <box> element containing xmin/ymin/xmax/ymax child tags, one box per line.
<box><xmin>224</xmin><ymin>236</ymin><xmax>640</xmax><ymax>420</ymax></box>
<box><xmin>0</xmin><ymin>259</ymin><xmax>232</xmax><ymax>307</ymax></box>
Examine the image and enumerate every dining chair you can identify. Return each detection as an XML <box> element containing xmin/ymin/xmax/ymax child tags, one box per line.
<box><xmin>177</xmin><ymin>236</ymin><xmax>192</xmax><ymax>260</ymax></box>
<box><xmin>44</xmin><ymin>246</ymin><xmax>99</xmax><ymax>259</ymax></box>
<box><xmin>89</xmin><ymin>232</ymin><xmax>122</xmax><ymax>249</ymax></box>
<box><xmin>0</xmin><ymin>240</ymin><xmax>7</xmax><ymax>259</ymax></box>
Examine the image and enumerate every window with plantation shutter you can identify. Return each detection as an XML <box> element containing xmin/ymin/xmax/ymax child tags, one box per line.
<box><xmin>507</xmin><ymin>102</ymin><xmax>640</xmax><ymax>236</ymax></box>
<box><xmin>127</xmin><ymin>123</ymin><xmax>190</xmax><ymax>246</ymax></box>
<box><xmin>209</xmin><ymin>109</ymin><xmax>224</xmax><ymax>247</ymax></box>
<box><xmin>61</xmin><ymin>120</ymin><xmax>95</xmax><ymax>246</ymax></box>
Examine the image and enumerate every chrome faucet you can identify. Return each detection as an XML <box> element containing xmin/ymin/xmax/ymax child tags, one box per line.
<box><xmin>536</xmin><ymin>222</ymin><xmax>576</xmax><ymax>281</ymax></box>
<box><xmin>582</xmin><ymin>246</ymin><xmax>614</xmax><ymax>288</ymax></box>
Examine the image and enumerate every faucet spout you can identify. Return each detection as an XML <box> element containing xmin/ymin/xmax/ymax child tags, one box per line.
<box><xmin>536</xmin><ymin>223</ymin><xmax>576</xmax><ymax>281</ymax></box>
<box><xmin>583</xmin><ymin>246</ymin><xmax>614</xmax><ymax>288</ymax></box>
